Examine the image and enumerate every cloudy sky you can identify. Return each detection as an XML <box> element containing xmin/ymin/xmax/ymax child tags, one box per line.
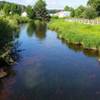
<box><xmin>2</xmin><ymin>0</ymin><xmax>88</xmax><ymax>9</ymax></box>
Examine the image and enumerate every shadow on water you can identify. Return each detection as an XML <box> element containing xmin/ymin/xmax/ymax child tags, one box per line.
<box><xmin>0</xmin><ymin>27</ymin><xmax>23</xmax><ymax>79</ymax></box>
<box><xmin>27</xmin><ymin>20</ymin><xmax>47</xmax><ymax>40</ymax></box>
<box><xmin>59</xmin><ymin>37</ymin><xmax>100</xmax><ymax>59</ymax></box>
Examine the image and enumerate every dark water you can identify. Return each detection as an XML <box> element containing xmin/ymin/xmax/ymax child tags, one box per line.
<box><xmin>0</xmin><ymin>22</ymin><xmax>100</xmax><ymax>100</ymax></box>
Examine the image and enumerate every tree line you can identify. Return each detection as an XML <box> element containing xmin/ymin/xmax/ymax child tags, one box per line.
<box><xmin>0</xmin><ymin>1</ymin><xmax>26</xmax><ymax>15</ymax></box>
<box><xmin>0</xmin><ymin>0</ymin><xmax>50</xmax><ymax>21</ymax></box>
<box><xmin>64</xmin><ymin>0</ymin><xmax>100</xmax><ymax>19</ymax></box>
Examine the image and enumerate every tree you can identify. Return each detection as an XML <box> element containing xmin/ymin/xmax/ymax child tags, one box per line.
<box><xmin>33</xmin><ymin>0</ymin><xmax>50</xmax><ymax>21</ymax></box>
<box><xmin>74</xmin><ymin>5</ymin><xmax>86</xmax><ymax>18</ymax></box>
<box><xmin>3</xmin><ymin>3</ymin><xmax>11</xmax><ymax>15</ymax></box>
<box><xmin>87</xmin><ymin>0</ymin><xmax>100</xmax><ymax>16</ymax></box>
<box><xmin>0</xmin><ymin>1</ymin><xmax>25</xmax><ymax>15</ymax></box>
<box><xmin>64</xmin><ymin>5</ymin><xmax>73</xmax><ymax>11</ymax></box>
<box><xmin>70</xmin><ymin>9</ymin><xmax>75</xmax><ymax>17</ymax></box>
<box><xmin>82</xmin><ymin>7</ymin><xmax>97</xmax><ymax>19</ymax></box>
<box><xmin>26</xmin><ymin>6</ymin><xmax>35</xmax><ymax>19</ymax></box>
<box><xmin>11</xmin><ymin>4</ymin><xmax>24</xmax><ymax>15</ymax></box>
<box><xmin>87</xmin><ymin>0</ymin><xmax>94</xmax><ymax>5</ymax></box>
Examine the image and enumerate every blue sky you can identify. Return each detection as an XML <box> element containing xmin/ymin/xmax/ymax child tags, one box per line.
<box><xmin>2</xmin><ymin>0</ymin><xmax>88</xmax><ymax>9</ymax></box>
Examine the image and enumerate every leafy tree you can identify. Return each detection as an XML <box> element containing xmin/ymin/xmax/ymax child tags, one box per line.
<box><xmin>3</xmin><ymin>3</ymin><xmax>11</xmax><ymax>15</ymax></box>
<box><xmin>87</xmin><ymin>0</ymin><xmax>100</xmax><ymax>16</ymax></box>
<box><xmin>11</xmin><ymin>4</ymin><xmax>24</xmax><ymax>15</ymax></box>
<box><xmin>74</xmin><ymin>5</ymin><xmax>86</xmax><ymax>18</ymax></box>
<box><xmin>26</xmin><ymin>6</ymin><xmax>35</xmax><ymax>19</ymax></box>
<box><xmin>0</xmin><ymin>1</ymin><xmax>25</xmax><ymax>15</ymax></box>
<box><xmin>82</xmin><ymin>7</ymin><xmax>97</xmax><ymax>19</ymax></box>
<box><xmin>64</xmin><ymin>5</ymin><xmax>73</xmax><ymax>11</ymax></box>
<box><xmin>70</xmin><ymin>9</ymin><xmax>75</xmax><ymax>17</ymax></box>
<box><xmin>33</xmin><ymin>0</ymin><xmax>50</xmax><ymax>21</ymax></box>
<box><xmin>87</xmin><ymin>0</ymin><xmax>94</xmax><ymax>5</ymax></box>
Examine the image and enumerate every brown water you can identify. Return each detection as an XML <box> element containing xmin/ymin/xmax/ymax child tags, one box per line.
<box><xmin>0</xmin><ymin>22</ymin><xmax>100</xmax><ymax>100</ymax></box>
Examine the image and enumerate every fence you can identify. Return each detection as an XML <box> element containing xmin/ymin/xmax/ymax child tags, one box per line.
<box><xmin>65</xmin><ymin>18</ymin><xmax>100</xmax><ymax>25</ymax></box>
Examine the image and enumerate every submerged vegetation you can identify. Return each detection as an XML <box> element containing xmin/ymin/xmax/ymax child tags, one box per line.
<box><xmin>49</xmin><ymin>19</ymin><xmax>100</xmax><ymax>50</ymax></box>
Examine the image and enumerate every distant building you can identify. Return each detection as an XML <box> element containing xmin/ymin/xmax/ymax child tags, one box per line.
<box><xmin>51</xmin><ymin>11</ymin><xmax>70</xmax><ymax>18</ymax></box>
<box><xmin>21</xmin><ymin>12</ymin><xmax>27</xmax><ymax>17</ymax></box>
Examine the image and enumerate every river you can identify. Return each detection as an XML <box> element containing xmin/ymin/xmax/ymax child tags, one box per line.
<box><xmin>0</xmin><ymin>22</ymin><xmax>100</xmax><ymax>100</ymax></box>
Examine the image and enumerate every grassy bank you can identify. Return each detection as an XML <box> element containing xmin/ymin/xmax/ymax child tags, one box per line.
<box><xmin>48</xmin><ymin>19</ymin><xmax>100</xmax><ymax>50</ymax></box>
<box><xmin>0</xmin><ymin>15</ymin><xmax>30</xmax><ymax>37</ymax></box>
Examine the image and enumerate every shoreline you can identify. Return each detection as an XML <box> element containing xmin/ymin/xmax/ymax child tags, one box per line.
<box><xmin>48</xmin><ymin>19</ymin><xmax>100</xmax><ymax>51</ymax></box>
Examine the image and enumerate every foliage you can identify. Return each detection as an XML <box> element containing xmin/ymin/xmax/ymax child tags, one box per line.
<box><xmin>0</xmin><ymin>17</ymin><xmax>18</xmax><ymax>49</ymax></box>
<box><xmin>70</xmin><ymin>9</ymin><xmax>75</xmax><ymax>17</ymax></box>
<box><xmin>0</xmin><ymin>1</ymin><xmax>26</xmax><ymax>15</ymax></box>
<box><xmin>82</xmin><ymin>7</ymin><xmax>97</xmax><ymax>19</ymax></box>
<box><xmin>26</xmin><ymin>6</ymin><xmax>36</xmax><ymax>19</ymax></box>
<box><xmin>3</xmin><ymin>3</ymin><xmax>11</xmax><ymax>15</ymax></box>
<box><xmin>74</xmin><ymin>5</ymin><xmax>86</xmax><ymax>18</ymax></box>
<box><xmin>87</xmin><ymin>0</ymin><xmax>100</xmax><ymax>16</ymax></box>
<box><xmin>64</xmin><ymin>5</ymin><xmax>73</xmax><ymax>11</ymax></box>
<box><xmin>11</xmin><ymin>15</ymin><xmax>30</xmax><ymax>23</ymax></box>
<box><xmin>70</xmin><ymin>0</ymin><xmax>100</xmax><ymax>18</ymax></box>
<box><xmin>33</xmin><ymin>0</ymin><xmax>50</xmax><ymax>21</ymax></box>
<box><xmin>51</xmin><ymin>16</ymin><xmax>59</xmax><ymax>19</ymax></box>
<box><xmin>49</xmin><ymin>19</ymin><xmax>100</xmax><ymax>49</ymax></box>
<box><xmin>0</xmin><ymin>17</ymin><xmax>20</xmax><ymax>64</ymax></box>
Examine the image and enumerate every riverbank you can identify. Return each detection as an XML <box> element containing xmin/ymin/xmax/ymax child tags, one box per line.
<box><xmin>0</xmin><ymin>16</ymin><xmax>31</xmax><ymax>66</ymax></box>
<box><xmin>0</xmin><ymin>15</ymin><xmax>30</xmax><ymax>33</ymax></box>
<box><xmin>48</xmin><ymin>19</ymin><xmax>100</xmax><ymax>50</ymax></box>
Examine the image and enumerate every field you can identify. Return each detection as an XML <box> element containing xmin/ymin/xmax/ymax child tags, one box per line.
<box><xmin>49</xmin><ymin>19</ymin><xmax>100</xmax><ymax>50</ymax></box>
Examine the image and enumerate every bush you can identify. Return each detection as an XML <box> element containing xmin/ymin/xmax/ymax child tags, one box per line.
<box><xmin>51</xmin><ymin>16</ymin><xmax>59</xmax><ymax>19</ymax></box>
<box><xmin>10</xmin><ymin>15</ymin><xmax>30</xmax><ymax>24</ymax></box>
<box><xmin>82</xmin><ymin>7</ymin><xmax>97</xmax><ymax>19</ymax></box>
<box><xmin>0</xmin><ymin>17</ymin><xmax>18</xmax><ymax>48</ymax></box>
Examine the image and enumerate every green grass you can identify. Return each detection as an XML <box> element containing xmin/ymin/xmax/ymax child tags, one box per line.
<box><xmin>48</xmin><ymin>19</ymin><xmax>100</xmax><ymax>50</ymax></box>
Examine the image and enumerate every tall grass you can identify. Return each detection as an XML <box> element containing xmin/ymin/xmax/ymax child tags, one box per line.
<box><xmin>48</xmin><ymin>19</ymin><xmax>100</xmax><ymax>50</ymax></box>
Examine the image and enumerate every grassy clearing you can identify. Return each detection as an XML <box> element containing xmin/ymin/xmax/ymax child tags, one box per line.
<box><xmin>48</xmin><ymin>19</ymin><xmax>100</xmax><ymax>50</ymax></box>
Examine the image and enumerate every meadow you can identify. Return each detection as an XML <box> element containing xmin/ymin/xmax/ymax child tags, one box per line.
<box><xmin>49</xmin><ymin>19</ymin><xmax>100</xmax><ymax>50</ymax></box>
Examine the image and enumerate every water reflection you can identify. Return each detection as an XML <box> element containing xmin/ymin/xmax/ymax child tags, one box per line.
<box><xmin>27</xmin><ymin>21</ymin><xmax>47</xmax><ymax>40</ymax></box>
<box><xmin>27</xmin><ymin>21</ymin><xmax>35</xmax><ymax>37</ymax></box>
<box><xmin>60</xmin><ymin>37</ymin><xmax>100</xmax><ymax>58</ymax></box>
<box><xmin>1</xmin><ymin>23</ymin><xmax>100</xmax><ymax>100</ymax></box>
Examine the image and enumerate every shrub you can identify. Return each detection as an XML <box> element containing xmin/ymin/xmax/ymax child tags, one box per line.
<box><xmin>82</xmin><ymin>7</ymin><xmax>97</xmax><ymax>19</ymax></box>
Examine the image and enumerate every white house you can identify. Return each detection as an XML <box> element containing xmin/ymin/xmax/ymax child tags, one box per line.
<box><xmin>21</xmin><ymin>12</ymin><xmax>27</xmax><ymax>17</ymax></box>
<box><xmin>51</xmin><ymin>11</ymin><xmax>70</xmax><ymax>18</ymax></box>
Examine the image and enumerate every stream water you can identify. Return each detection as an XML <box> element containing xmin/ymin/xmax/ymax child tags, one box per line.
<box><xmin>0</xmin><ymin>22</ymin><xmax>100</xmax><ymax>100</ymax></box>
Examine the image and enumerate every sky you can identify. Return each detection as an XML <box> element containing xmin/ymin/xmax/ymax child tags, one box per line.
<box><xmin>2</xmin><ymin>0</ymin><xmax>88</xmax><ymax>9</ymax></box>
